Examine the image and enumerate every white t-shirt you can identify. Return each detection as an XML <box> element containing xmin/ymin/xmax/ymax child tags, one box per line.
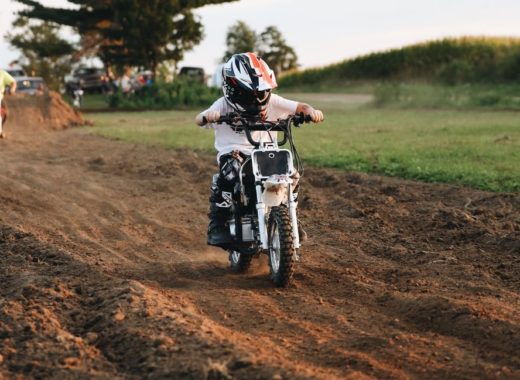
<box><xmin>120</xmin><ymin>75</ymin><xmax>131</xmax><ymax>93</ymax></box>
<box><xmin>202</xmin><ymin>94</ymin><xmax>298</xmax><ymax>160</ymax></box>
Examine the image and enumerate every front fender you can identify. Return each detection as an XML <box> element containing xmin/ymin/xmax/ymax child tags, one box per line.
<box><xmin>262</xmin><ymin>175</ymin><xmax>292</xmax><ymax>207</ymax></box>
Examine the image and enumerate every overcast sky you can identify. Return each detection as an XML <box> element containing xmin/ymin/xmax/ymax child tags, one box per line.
<box><xmin>1</xmin><ymin>0</ymin><xmax>520</xmax><ymax>74</ymax></box>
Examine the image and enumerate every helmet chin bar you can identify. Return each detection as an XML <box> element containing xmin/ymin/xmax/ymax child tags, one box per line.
<box><xmin>235</xmin><ymin>92</ymin><xmax>271</xmax><ymax>116</ymax></box>
<box><xmin>242</xmin><ymin>104</ymin><xmax>267</xmax><ymax>116</ymax></box>
<box><xmin>225</xmin><ymin>97</ymin><xmax>267</xmax><ymax>117</ymax></box>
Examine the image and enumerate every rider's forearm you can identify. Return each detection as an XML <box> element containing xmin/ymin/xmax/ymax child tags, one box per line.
<box><xmin>10</xmin><ymin>81</ymin><xmax>17</xmax><ymax>94</ymax></box>
<box><xmin>296</xmin><ymin>103</ymin><xmax>314</xmax><ymax>115</ymax></box>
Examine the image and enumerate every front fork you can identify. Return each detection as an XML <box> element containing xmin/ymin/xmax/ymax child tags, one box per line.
<box><xmin>256</xmin><ymin>183</ymin><xmax>300</xmax><ymax>251</ymax></box>
<box><xmin>255</xmin><ymin>184</ymin><xmax>269</xmax><ymax>250</ymax></box>
<box><xmin>288</xmin><ymin>183</ymin><xmax>301</xmax><ymax>249</ymax></box>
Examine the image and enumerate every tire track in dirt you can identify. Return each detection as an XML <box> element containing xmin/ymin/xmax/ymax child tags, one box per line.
<box><xmin>0</xmin><ymin>122</ymin><xmax>519</xmax><ymax>379</ymax></box>
<box><xmin>0</xmin><ymin>225</ymin><xmax>299</xmax><ymax>379</ymax></box>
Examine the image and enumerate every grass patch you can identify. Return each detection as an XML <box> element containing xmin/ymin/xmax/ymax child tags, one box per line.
<box><xmin>62</xmin><ymin>93</ymin><xmax>110</xmax><ymax>110</ymax></box>
<box><xmin>87</xmin><ymin>111</ymin><xmax>214</xmax><ymax>151</ymax></box>
<box><xmin>278</xmin><ymin>80</ymin><xmax>377</xmax><ymax>94</ymax></box>
<box><xmin>300</xmin><ymin>108</ymin><xmax>519</xmax><ymax>192</ymax></box>
<box><xmin>81</xmin><ymin>93</ymin><xmax>110</xmax><ymax>109</ymax></box>
<box><xmin>87</xmin><ymin>97</ymin><xmax>520</xmax><ymax>192</ymax></box>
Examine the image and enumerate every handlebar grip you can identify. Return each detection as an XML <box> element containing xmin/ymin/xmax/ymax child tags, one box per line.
<box><xmin>293</xmin><ymin>112</ymin><xmax>312</xmax><ymax>125</ymax></box>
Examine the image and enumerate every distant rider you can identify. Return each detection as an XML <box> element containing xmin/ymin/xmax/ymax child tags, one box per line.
<box><xmin>195</xmin><ymin>52</ymin><xmax>324</xmax><ymax>246</ymax></box>
<box><xmin>0</xmin><ymin>69</ymin><xmax>17</xmax><ymax>139</ymax></box>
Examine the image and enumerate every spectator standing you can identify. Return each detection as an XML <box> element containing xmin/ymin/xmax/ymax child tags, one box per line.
<box><xmin>0</xmin><ymin>69</ymin><xmax>17</xmax><ymax>139</ymax></box>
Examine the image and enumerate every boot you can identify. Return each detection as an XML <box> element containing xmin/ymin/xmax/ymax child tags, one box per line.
<box><xmin>207</xmin><ymin>203</ymin><xmax>232</xmax><ymax>246</ymax></box>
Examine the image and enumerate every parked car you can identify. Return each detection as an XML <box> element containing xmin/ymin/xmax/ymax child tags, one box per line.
<box><xmin>5</xmin><ymin>65</ymin><xmax>27</xmax><ymax>78</ymax></box>
<box><xmin>65</xmin><ymin>67</ymin><xmax>109</xmax><ymax>93</ymax></box>
<box><xmin>178</xmin><ymin>66</ymin><xmax>205</xmax><ymax>84</ymax></box>
<box><xmin>16</xmin><ymin>76</ymin><xmax>46</xmax><ymax>95</ymax></box>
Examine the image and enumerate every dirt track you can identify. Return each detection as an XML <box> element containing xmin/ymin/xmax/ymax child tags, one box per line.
<box><xmin>0</xmin><ymin>110</ymin><xmax>519</xmax><ymax>379</ymax></box>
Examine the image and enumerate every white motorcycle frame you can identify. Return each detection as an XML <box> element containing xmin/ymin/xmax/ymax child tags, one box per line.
<box><xmin>246</xmin><ymin>135</ymin><xmax>301</xmax><ymax>251</ymax></box>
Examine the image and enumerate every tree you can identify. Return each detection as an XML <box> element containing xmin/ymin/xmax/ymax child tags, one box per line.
<box><xmin>257</xmin><ymin>26</ymin><xmax>298</xmax><ymax>76</ymax></box>
<box><xmin>15</xmin><ymin>0</ymin><xmax>238</xmax><ymax>76</ymax></box>
<box><xmin>5</xmin><ymin>16</ymin><xmax>75</xmax><ymax>90</ymax></box>
<box><xmin>222</xmin><ymin>22</ymin><xmax>298</xmax><ymax>76</ymax></box>
<box><xmin>223</xmin><ymin>21</ymin><xmax>256</xmax><ymax>62</ymax></box>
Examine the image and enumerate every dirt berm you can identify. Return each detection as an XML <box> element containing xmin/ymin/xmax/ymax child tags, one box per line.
<box><xmin>0</xmin><ymin>95</ymin><xmax>518</xmax><ymax>379</ymax></box>
<box><xmin>4</xmin><ymin>91</ymin><xmax>88</xmax><ymax>131</ymax></box>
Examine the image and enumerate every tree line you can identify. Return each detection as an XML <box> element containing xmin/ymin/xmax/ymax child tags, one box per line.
<box><xmin>5</xmin><ymin>0</ymin><xmax>298</xmax><ymax>90</ymax></box>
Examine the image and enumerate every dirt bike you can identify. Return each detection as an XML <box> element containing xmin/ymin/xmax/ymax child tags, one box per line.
<box><xmin>211</xmin><ymin>112</ymin><xmax>312</xmax><ymax>287</ymax></box>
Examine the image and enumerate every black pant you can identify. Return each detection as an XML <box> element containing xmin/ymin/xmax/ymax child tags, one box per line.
<box><xmin>210</xmin><ymin>151</ymin><xmax>250</xmax><ymax>209</ymax></box>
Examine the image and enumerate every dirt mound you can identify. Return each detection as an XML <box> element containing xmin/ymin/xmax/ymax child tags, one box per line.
<box><xmin>5</xmin><ymin>91</ymin><xmax>88</xmax><ymax>131</ymax></box>
<box><xmin>0</xmin><ymin>127</ymin><xmax>518</xmax><ymax>379</ymax></box>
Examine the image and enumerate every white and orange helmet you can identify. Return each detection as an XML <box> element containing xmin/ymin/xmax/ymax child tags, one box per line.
<box><xmin>222</xmin><ymin>52</ymin><xmax>278</xmax><ymax>115</ymax></box>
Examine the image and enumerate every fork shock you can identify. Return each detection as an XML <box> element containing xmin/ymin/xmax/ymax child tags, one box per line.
<box><xmin>255</xmin><ymin>183</ymin><xmax>269</xmax><ymax>249</ymax></box>
<box><xmin>287</xmin><ymin>183</ymin><xmax>300</xmax><ymax>249</ymax></box>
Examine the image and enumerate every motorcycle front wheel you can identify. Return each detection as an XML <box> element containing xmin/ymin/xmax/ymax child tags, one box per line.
<box><xmin>228</xmin><ymin>250</ymin><xmax>253</xmax><ymax>273</ymax></box>
<box><xmin>268</xmin><ymin>206</ymin><xmax>296</xmax><ymax>287</ymax></box>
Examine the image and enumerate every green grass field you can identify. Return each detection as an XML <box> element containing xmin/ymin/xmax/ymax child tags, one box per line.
<box><xmin>87</xmin><ymin>94</ymin><xmax>520</xmax><ymax>192</ymax></box>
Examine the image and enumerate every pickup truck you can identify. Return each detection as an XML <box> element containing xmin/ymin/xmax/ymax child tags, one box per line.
<box><xmin>16</xmin><ymin>76</ymin><xmax>46</xmax><ymax>95</ymax></box>
<box><xmin>178</xmin><ymin>66</ymin><xmax>206</xmax><ymax>84</ymax></box>
<box><xmin>65</xmin><ymin>68</ymin><xmax>109</xmax><ymax>93</ymax></box>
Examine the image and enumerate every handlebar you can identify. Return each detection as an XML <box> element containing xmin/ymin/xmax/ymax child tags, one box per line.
<box><xmin>203</xmin><ymin>112</ymin><xmax>312</xmax><ymax>147</ymax></box>
<box><xmin>219</xmin><ymin>112</ymin><xmax>311</xmax><ymax>129</ymax></box>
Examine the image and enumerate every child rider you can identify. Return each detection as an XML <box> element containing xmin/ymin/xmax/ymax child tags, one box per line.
<box><xmin>195</xmin><ymin>52</ymin><xmax>324</xmax><ymax>246</ymax></box>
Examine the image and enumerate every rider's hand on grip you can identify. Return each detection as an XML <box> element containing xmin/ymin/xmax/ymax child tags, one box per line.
<box><xmin>309</xmin><ymin>109</ymin><xmax>324</xmax><ymax>123</ymax></box>
<box><xmin>204</xmin><ymin>111</ymin><xmax>221</xmax><ymax>124</ymax></box>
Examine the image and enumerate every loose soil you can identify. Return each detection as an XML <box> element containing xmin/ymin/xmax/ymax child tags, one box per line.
<box><xmin>0</xmin><ymin>99</ymin><xmax>518</xmax><ymax>379</ymax></box>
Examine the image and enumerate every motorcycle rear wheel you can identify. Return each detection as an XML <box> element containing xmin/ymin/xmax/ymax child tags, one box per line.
<box><xmin>268</xmin><ymin>206</ymin><xmax>296</xmax><ymax>287</ymax></box>
<box><xmin>228</xmin><ymin>250</ymin><xmax>253</xmax><ymax>273</ymax></box>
